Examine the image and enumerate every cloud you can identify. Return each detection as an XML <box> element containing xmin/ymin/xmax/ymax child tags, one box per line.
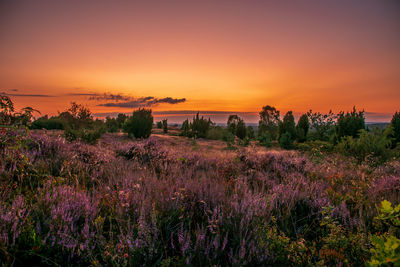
<box><xmin>98</xmin><ymin>96</ymin><xmax>186</xmax><ymax>108</ymax></box>
<box><xmin>87</xmin><ymin>93</ymin><xmax>133</xmax><ymax>102</ymax></box>
<box><xmin>1</xmin><ymin>92</ymin><xmax>54</xmax><ymax>97</ymax></box>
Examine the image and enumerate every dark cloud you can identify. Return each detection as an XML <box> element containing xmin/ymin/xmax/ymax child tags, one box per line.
<box><xmin>1</xmin><ymin>92</ymin><xmax>54</xmax><ymax>97</ymax></box>
<box><xmin>98</xmin><ymin>96</ymin><xmax>186</xmax><ymax>108</ymax></box>
<box><xmin>87</xmin><ymin>93</ymin><xmax>133</xmax><ymax>102</ymax></box>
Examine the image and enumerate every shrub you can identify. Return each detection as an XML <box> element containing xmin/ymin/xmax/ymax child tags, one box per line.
<box><xmin>279</xmin><ymin>111</ymin><xmax>296</xmax><ymax>144</ymax></box>
<box><xmin>162</xmin><ymin>119</ymin><xmax>168</xmax><ymax>133</ymax></box>
<box><xmin>123</xmin><ymin>108</ymin><xmax>153</xmax><ymax>139</ymax></box>
<box><xmin>191</xmin><ymin>113</ymin><xmax>212</xmax><ymax>138</ymax></box>
<box><xmin>180</xmin><ymin>119</ymin><xmax>190</xmax><ymax>137</ymax></box>
<box><xmin>247</xmin><ymin>126</ymin><xmax>255</xmax><ymax>139</ymax></box>
<box><xmin>279</xmin><ymin>132</ymin><xmax>294</xmax><ymax>150</ymax></box>
<box><xmin>335</xmin><ymin>107</ymin><xmax>365</xmax><ymax>142</ymax></box>
<box><xmin>105</xmin><ymin>117</ymin><xmax>118</xmax><ymax>133</ymax></box>
<box><xmin>391</xmin><ymin>111</ymin><xmax>400</xmax><ymax>147</ymax></box>
<box><xmin>336</xmin><ymin>128</ymin><xmax>393</xmax><ymax>164</ymax></box>
<box><xmin>31</xmin><ymin>116</ymin><xmax>64</xmax><ymax>130</ymax></box>
<box><xmin>206</xmin><ymin>126</ymin><xmax>225</xmax><ymax>140</ymax></box>
<box><xmin>307</xmin><ymin>110</ymin><xmax>336</xmax><ymax>141</ymax></box>
<box><xmin>257</xmin><ymin>131</ymin><xmax>272</xmax><ymax>147</ymax></box>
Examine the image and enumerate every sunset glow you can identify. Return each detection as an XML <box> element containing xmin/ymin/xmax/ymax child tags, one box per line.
<box><xmin>1</xmin><ymin>0</ymin><xmax>399</xmax><ymax>122</ymax></box>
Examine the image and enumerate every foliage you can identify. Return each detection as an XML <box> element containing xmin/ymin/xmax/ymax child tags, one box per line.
<box><xmin>368</xmin><ymin>200</ymin><xmax>400</xmax><ymax>266</ymax></box>
<box><xmin>307</xmin><ymin>110</ymin><xmax>337</xmax><ymax>141</ymax></box>
<box><xmin>296</xmin><ymin>114</ymin><xmax>309</xmax><ymax>142</ymax></box>
<box><xmin>105</xmin><ymin>116</ymin><xmax>118</xmax><ymax>133</ymax></box>
<box><xmin>279</xmin><ymin>111</ymin><xmax>296</xmax><ymax>140</ymax></box>
<box><xmin>258</xmin><ymin>105</ymin><xmax>280</xmax><ymax>140</ymax></box>
<box><xmin>279</xmin><ymin>132</ymin><xmax>294</xmax><ymax>150</ymax></box>
<box><xmin>180</xmin><ymin>113</ymin><xmax>213</xmax><ymax>138</ymax></box>
<box><xmin>162</xmin><ymin>119</ymin><xmax>168</xmax><ymax>133</ymax></box>
<box><xmin>180</xmin><ymin>119</ymin><xmax>190</xmax><ymax>137</ymax></box>
<box><xmin>391</xmin><ymin>112</ymin><xmax>400</xmax><ymax>148</ymax></box>
<box><xmin>31</xmin><ymin>116</ymin><xmax>64</xmax><ymax>130</ymax></box>
<box><xmin>335</xmin><ymin>106</ymin><xmax>365</xmax><ymax>143</ymax></box>
<box><xmin>206</xmin><ymin>126</ymin><xmax>226</xmax><ymax>140</ymax></box>
<box><xmin>156</xmin><ymin>121</ymin><xmax>163</xmax><ymax>129</ymax></box>
<box><xmin>336</xmin><ymin>128</ymin><xmax>393</xmax><ymax>164</ymax></box>
<box><xmin>257</xmin><ymin>131</ymin><xmax>272</xmax><ymax>147</ymax></box>
<box><xmin>191</xmin><ymin>113</ymin><xmax>212</xmax><ymax>138</ymax></box>
<box><xmin>247</xmin><ymin>126</ymin><xmax>255</xmax><ymax>139</ymax></box>
<box><xmin>123</xmin><ymin>108</ymin><xmax>153</xmax><ymax>139</ymax></box>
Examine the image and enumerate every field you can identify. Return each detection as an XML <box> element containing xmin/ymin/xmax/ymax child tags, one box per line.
<box><xmin>1</xmin><ymin>128</ymin><xmax>400</xmax><ymax>266</ymax></box>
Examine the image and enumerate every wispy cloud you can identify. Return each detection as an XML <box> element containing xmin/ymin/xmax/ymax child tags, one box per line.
<box><xmin>98</xmin><ymin>96</ymin><xmax>186</xmax><ymax>108</ymax></box>
<box><xmin>1</xmin><ymin>92</ymin><xmax>54</xmax><ymax>97</ymax></box>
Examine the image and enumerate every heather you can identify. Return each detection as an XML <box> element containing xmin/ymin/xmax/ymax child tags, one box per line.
<box><xmin>1</xmin><ymin>128</ymin><xmax>400</xmax><ymax>266</ymax></box>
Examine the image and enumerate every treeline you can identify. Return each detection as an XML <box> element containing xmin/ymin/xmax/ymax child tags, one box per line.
<box><xmin>3</xmin><ymin>94</ymin><xmax>400</xmax><ymax>163</ymax></box>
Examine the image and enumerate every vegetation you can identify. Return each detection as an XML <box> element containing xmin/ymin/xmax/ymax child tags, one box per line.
<box><xmin>296</xmin><ymin>114</ymin><xmax>309</xmax><ymax>142</ymax></box>
<box><xmin>162</xmin><ymin>119</ymin><xmax>168</xmax><ymax>133</ymax></box>
<box><xmin>123</xmin><ymin>108</ymin><xmax>153</xmax><ymax>139</ymax></box>
<box><xmin>258</xmin><ymin>105</ymin><xmax>280</xmax><ymax>140</ymax></box>
<box><xmin>1</xmin><ymin>95</ymin><xmax>400</xmax><ymax>266</ymax></box>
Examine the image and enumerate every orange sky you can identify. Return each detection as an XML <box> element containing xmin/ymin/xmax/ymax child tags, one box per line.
<box><xmin>0</xmin><ymin>0</ymin><xmax>399</xmax><ymax>122</ymax></box>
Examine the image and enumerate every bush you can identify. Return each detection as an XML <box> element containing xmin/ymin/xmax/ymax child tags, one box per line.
<box><xmin>31</xmin><ymin>116</ymin><xmax>64</xmax><ymax>130</ymax></box>
<box><xmin>206</xmin><ymin>126</ymin><xmax>225</xmax><ymax>140</ymax></box>
<box><xmin>123</xmin><ymin>108</ymin><xmax>153</xmax><ymax>139</ymax></box>
<box><xmin>257</xmin><ymin>131</ymin><xmax>272</xmax><ymax>147</ymax></box>
<box><xmin>279</xmin><ymin>132</ymin><xmax>294</xmax><ymax>150</ymax></box>
<box><xmin>335</xmin><ymin>107</ymin><xmax>365</xmax><ymax>142</ymax></box>
<box><xmin>247</xmin><ymin>126</ymin><xmax>255</xmax><ymax>139</ymax></box>
<box><xmin>156</xmin><ymin>121</ymin><xmax>162</xmax><ymax>129</ymax></box>
<box><xmin>391</xmin><ymin>111</ymin><xmax>400</xmax><ymax>148</ymax></box>
<box><xmin>336</xmin><ymin>128</ymin><xmax>393</xmax><ymax>164</ymax></box>
<box><xmin>162</xmin><ymin>119</ymin><xmax>168</xmax><ymax>133</ymax></box>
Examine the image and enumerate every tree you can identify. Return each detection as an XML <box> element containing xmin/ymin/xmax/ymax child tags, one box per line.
<box><xmin>307</xmin><ymin>110</ymin><xmax>337</xmax><ymax>141</ymax></box>
<box><xmin>258</xmin><ymin>105</ymin><xmax>280</xmax><ymax>140</ymax></box>
<box><xmin>391</xmin><ymin>111</ymin><xmax>400</xmax><ymax>147</ymax></box>
<box><xmin>156</xmin><ymin>121</ymin><xmax>163</xmax><ymax>129</ymax></box>
<box><xmin>296</xmin><ymin>114</ymin><xmax>309</xmax><ymax>142</ymax></box>
<box><xmin>116</xmin><ymin>113</ymin><xmax>128</xmax><ymax>129</ymax></box>
<box><xmin>279</xmin><ymin>111</ymin><xmax>296</xmax><ymax>140</ymax></box>
<box><xmin>247</xmin><ymin>126</ymin><xmax>255</xmax><ymax>139</ymax></box>
<box><xmin>162</xmin><ymin>119</ymin><xmax>168</xmax><ymax>133</ymax></box>
<box><xmin>335</xmin><ymin>107</ymin><xmax>365</xmax><ymax>141</ymax></box>
<box><xmin>105</xmin><ymin>117</ymin><xmax>118</xmax><ymax>133</ymax></box>
<box><xmin>180</xmin><ymin>119</ymin><xmax>190</xmax><ymax>137</ymax></box>
<box><xmin>227</xmin><ymin>115</ymin><xmax>240</xmax><ymax>134</ymax></box>
<box><xmin>123</xmin><ymin>108</ymin><xmax>153</xmax><ymax>139</ymax></box>
<box><xmin>236</xmin><ymin>119</ymin><xmax>247</xmax><ymax>140</ymax></box>
<box><xmin>227</xmin><ymin>114</ymin><xmax>246</xmax><ymax>139</ymax></box>
<box><xmin>191</xmin><ymin>113</ymin><xmax>212</xmax><ymax>138</ymax></box>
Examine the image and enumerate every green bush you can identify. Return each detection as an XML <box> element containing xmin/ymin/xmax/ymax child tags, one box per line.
<box><xmin>156</xmin><ymin>121</ymin><xmax>162</xmax><ymax>129</ymax></box>
<box><xmin>336</xmin><ymin>128</ymin><xmax>393</xmax><ymax>164</ymax></box>
<box><xmin>162</xmin><ymin>119</ymin><xmax>168</xmax><ymax>133</ymax></box>
<box><xmin>206</xmin><ymin>126</ymin><xmax>225</xmax><ymax>140</ymax></box>
<box><xmin>335</xmin><ymin>107</ymin><xmax>365</xmax><ymax>143</ymax></box>
<box><xmin>31</xmin><ymin>116</ymin><xmax>64</xmax><ymax>130</ymax></box>
<box><xmin>257</xmin><ymin>131</ymin><xmax>272</xmax><ymax>147</ymax></box>
<box><xmin>279</xmin><ymin>132</ymin><xmax>294</xmax><ymax>150</ymax></box>
<box><xmin>391</xmin><ymin>111</ymin><xmax>400</xmax><ymax>148</ymax></box>
<box><xmin>123</xmin><ymin>108</ymin><xmax>153</xmax><ymax>139</ymax></box>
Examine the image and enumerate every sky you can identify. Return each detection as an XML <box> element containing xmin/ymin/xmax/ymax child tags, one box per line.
<box><xmin>0</xmin><ymin>0</ymin><xmax>399</xmax><ymax>123</ymax></box>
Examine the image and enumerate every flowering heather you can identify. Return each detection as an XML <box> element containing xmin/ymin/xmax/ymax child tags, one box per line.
<box><xmin>0</xmin><ymin>130</ymin><xmax>399</xmax><ymax>266</ymax></box>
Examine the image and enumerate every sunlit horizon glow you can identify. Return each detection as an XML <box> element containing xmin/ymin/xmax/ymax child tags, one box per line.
<box><xmin>1</xmin><ymin>0</ymin><xmax>399</xmax><ymax>123</ymax></box>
